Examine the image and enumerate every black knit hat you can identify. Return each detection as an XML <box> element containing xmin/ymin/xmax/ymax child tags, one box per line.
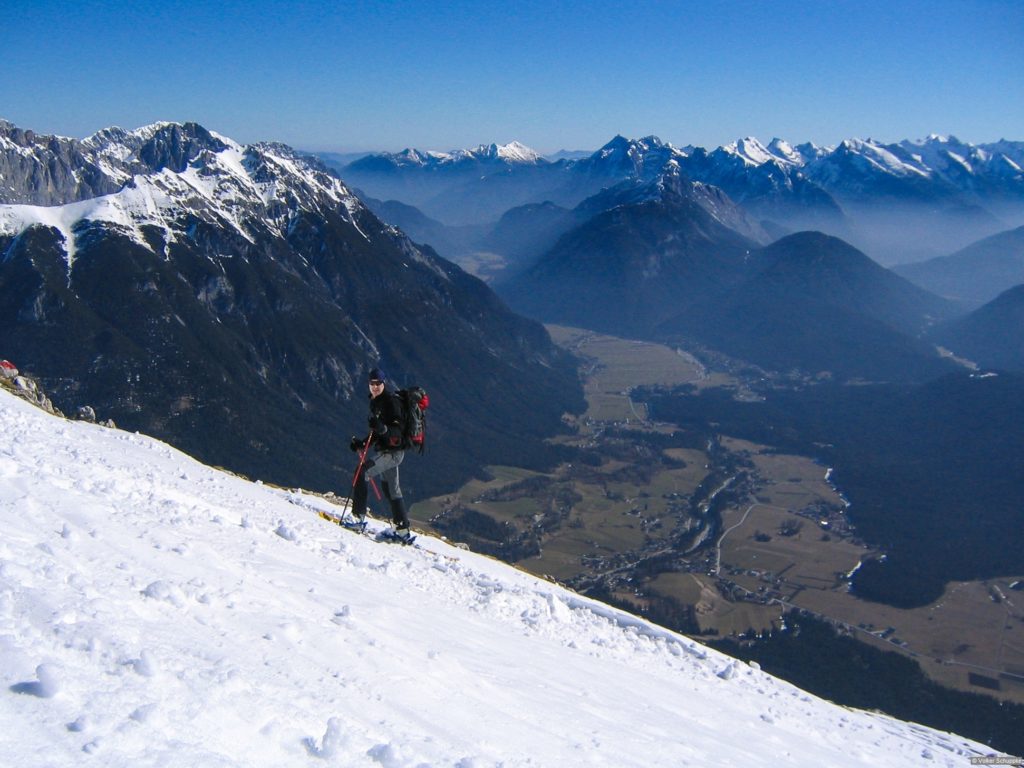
<box><xmin>368</xmin><ymin>367</ymin><xmax>387</xmax><ymax>383</ymax></box>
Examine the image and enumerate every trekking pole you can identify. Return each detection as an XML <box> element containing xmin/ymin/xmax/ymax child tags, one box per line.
<box><xmin>352</xmin><ymin>430</ymin><xmax>384</xmax><ymax>501</ymax></box>
<box><xmin>352</xmin><ymin>431</ymin><xmax>373</xmax><ymax>488</ymax></box>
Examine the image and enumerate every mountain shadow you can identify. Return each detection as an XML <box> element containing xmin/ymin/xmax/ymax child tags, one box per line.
<box><xmin>893</xmin><ymin>225</ymin><xmax>1024</xmax><ymax>307</ymax></box>
<box><xmin>662</xmin><ymin>232</ymin><xmax>960</xmax><ymax>382</ymax></box>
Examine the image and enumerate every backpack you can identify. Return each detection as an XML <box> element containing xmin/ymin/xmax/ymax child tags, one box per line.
<box><xmin>397</xmin><ymin>386</ymin><xmax>429</xmax><ymax>453</ymax></box>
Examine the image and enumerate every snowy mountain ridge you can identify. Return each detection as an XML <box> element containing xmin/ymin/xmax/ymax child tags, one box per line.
<box><xmin>698</xmin><ymin>134</ymin><xmax>1023</xmax><ymax>190</ymax></box>
<box><xmin>349</xmin><ymin>132</ymin><xmax>1023</xmax><ymax>192</ymax></box>
<box><xmin>0</xmin><ymin>121</ymin><xmax>374</xmax><ymax>273</ymax></box>
<box><xmin>720</xmin><ymin>137</ymin><xmax>804</xmax><ymax>169</ymax></box>
<box><xmin>359</xmin><ymin>140</ymin><xmax>545</xmax><ymax>169</ymax></box>
<box><xmin>18</xmin><ymin>119</ymin><xmax>1010</xmax><ymax>212</ymax></box>
<box><xmin>0</xmin><ymin>383</ymin><xmax>1004</xmax><ymax>766</ymax></box>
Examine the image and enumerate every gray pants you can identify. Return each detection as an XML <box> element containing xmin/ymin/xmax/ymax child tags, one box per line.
<box><xmin>365</xmin><ymin>449</ymin><xmax>404</xmax><ymax>500</ymax></box>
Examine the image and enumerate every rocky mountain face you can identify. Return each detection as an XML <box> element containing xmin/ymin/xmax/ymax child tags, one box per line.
<box><xmin>0</xmin><ymin>358</ymin><xmax>68</xmax><ymax>418</ymax></box>
<box><xmin>1</xmin><ymin>120</ymin><xmax>122</xmax><ymax>204</ymax></box>
<box><xmin>0</xmin><ymin>120</ymin><xmax>584</xmax><ymax>497</ymax></box>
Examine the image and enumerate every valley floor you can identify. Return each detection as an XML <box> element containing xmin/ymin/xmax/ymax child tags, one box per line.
<box><xmin>414</xmin><ymin>326</ymin><xmax>1024</xmax><ymax>709</ymax></box>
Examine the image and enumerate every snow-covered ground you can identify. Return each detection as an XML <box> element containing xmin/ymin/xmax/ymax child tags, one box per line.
<box><xmin>0</xmin><ymin>388</ymin><xmax>1005</xmax><ymax>766</ymax></box>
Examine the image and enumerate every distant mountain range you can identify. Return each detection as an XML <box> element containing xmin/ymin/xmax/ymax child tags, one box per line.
<box><xmin>328</xmin><ymin>132</ymin><xmax>1024</xmax><ymax>383</ymax></box>
<box><xmin>334</xmin><ymin>133</ymin><xmax>1024</xmax><ymax>266</ymax></box>
<box><xmin>890</xmin><ymin>225</ymin><xmax>1024</xmax><ymax>373</ymax></box>
<box><xmin>0</xmin><ymin>119</ymin><xmax>584</xmax><ymax>496</ymax></box>
<box><xmin>7</xmin><ymin>120</ymin><xmax>1019</xmax><ymax>402</ymax></box>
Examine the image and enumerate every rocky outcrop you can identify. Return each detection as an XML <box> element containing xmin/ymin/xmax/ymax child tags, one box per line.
<box><xmin>0</xmin><ymin>358</ymin><xmax>113</xmax><ymax>426</ymax></box>
<box><xmin>0</xmin><ymin>121</ymin><xmax>123</xmax><ymax>205</ymax></box>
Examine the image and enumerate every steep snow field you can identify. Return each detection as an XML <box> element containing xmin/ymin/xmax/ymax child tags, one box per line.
<box><xmin>0</xmin><ymin>388</ymin><xmax>1003</xmax><ymax>766</ymax></box>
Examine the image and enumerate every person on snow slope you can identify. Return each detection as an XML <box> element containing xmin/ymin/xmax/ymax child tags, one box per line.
<box><xmin>349</xmin><ymin>367</ymin><xmax>412</xmax><ymax>541</ymax></box>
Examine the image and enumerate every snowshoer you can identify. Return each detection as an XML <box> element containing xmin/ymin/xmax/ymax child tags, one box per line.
<box><xmin>349</xmin><ymin>367</ymin><xmax>412</xmax><ymax>541</ymax></box>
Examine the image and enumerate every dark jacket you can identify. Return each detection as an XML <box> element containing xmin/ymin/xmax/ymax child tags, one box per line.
<box><xmin>369</xmin><ymin>388</ymin><xmax>405</xmax><ymax>452</ymax></box>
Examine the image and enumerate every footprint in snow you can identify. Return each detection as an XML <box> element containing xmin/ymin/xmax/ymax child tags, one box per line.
<box><xmin>10</xmin><ymin>663</ymin><xmax>62</xmax><ymax>698</ymax></box>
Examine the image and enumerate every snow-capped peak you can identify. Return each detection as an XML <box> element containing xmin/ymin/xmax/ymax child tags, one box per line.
<box><xmin>766</xmin><ymin>138</ymin><xmax>805</xmax><ymax>166</ymax></box>
<box><xmin>725</xmin><ymin>137</ymin><xmax>776</xmax><ymax>167</ymax></box>
<box><xmin>720</xmin><ymin>137</ymin><xmax>805</xmax><ymax>169</ymax></box>
<box><xmin>449</xmin><ymin>141</ymin><xmax>544</xmax><ymax>165</ymax></box>
<box><xmin>490</xmin><ymin>140</ymin><xmax>544</xmax><ymax>164</ymax></box>
<box><xmin>393</xmin><ymin>148</ymin><xmax>431</xmax><ymax>166</ymax></box>
<box><xmin>352</xmin><ymin>141</ymin><xmax>545</xmax><ymax>170</ymax></box>
<box><xmin>836</xmin><ymin>138</ymin><xmax>930</xmax><ymax>177</ymax></box>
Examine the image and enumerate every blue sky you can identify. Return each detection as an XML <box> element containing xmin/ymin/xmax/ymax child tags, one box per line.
<box><xmin>3</xmin><ymin>0</ymin><xmax>1021</xmax><ymax>154</ymax></box>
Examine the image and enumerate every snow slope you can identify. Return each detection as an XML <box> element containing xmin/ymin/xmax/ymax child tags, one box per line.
<box><xmin>0</xmin><ymin>388</ymin><xmax>1003</xmax><ymax>767</ymax></box>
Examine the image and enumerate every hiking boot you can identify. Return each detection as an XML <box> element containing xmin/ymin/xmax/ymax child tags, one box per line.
<box><xmin>394</xmin><ymin>525</ymin><xmax>413</xmax><ymax>542</ymax></box>
<box><xmin>389</xmin><ymin>498</ymin><xmax>409</xmax><ymax>529</ymax></box>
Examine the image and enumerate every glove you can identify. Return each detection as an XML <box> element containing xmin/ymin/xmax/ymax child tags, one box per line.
<box><xmin>349</xmin><ymin>436</ymin><xmax>365</xmax><ymax>452</ymax></box>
